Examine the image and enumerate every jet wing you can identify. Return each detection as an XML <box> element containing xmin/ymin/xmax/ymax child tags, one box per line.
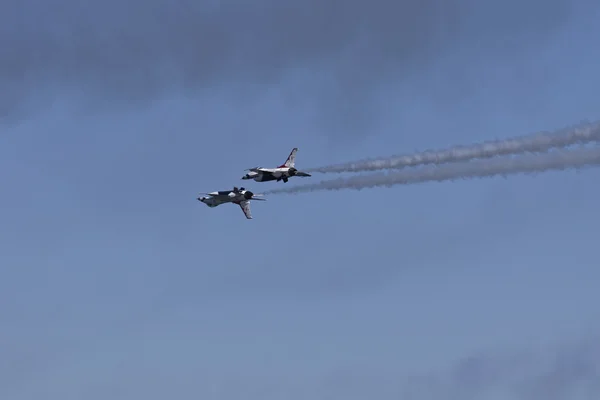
<box><xmin>239</xmin><ymin>200</ymin><xmax>252</xmax><ymax>219</ymax></box>
<box><xmin>199</xmin><ymin>192</ymin><xmax>229</xmax><ymax>198</ymax></box>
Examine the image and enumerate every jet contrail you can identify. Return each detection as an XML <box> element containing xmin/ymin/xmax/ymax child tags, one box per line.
<box><xmin>265</xmin><ymin>146</ymin><xmax>600</xmax><ymax>195</ymax></box>
<box><xmin>306</xmin><ymin>120</ymin><xmax>600</xmax><ymax>173</ymax></box>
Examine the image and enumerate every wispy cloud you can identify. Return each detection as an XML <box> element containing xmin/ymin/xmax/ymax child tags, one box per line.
<box><xmin>313</xmin><ymin>336</ymin><xmax>600</xmax><ymax>399</ymax></box>
<box><xmin>1</xmin><ymin>0</ymin><xmax>573</xmax><ymax>124</ymax></box>
<box><xmin>179</xmin><ymin>335</ymin><xmax>599</xmax><ymax>399</ymax></box>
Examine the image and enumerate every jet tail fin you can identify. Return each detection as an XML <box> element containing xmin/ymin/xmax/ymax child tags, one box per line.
<box><xmin>278</xmin><ymin>148</ymin><xmax>298</xmax><ymax>168</ymax></box>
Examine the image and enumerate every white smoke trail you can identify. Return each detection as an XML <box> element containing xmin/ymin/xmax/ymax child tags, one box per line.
<box><xmin>265</xmin><ymin>146</ymin><xmax>600</xmax><ymax>195</ymax></box>
<box><xmin>306</xmin><ymin>120</ymin><xmax>600</xmax><ymax>173</ymax></box>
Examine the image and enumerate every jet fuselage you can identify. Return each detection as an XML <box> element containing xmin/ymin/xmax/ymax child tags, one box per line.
<box><xmin>242</xmin><ymin>167</ymin><xmax>310</xmax><ymax>183</ymax></box>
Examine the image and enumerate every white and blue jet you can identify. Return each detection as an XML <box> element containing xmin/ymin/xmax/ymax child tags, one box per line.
<box><xmin>242</xmin><ymin>147</ymin><xmax>311</xmax><ymax>183</ymax></box>
<box><xmin>197</xmin><ymin>187</ymin><xmax>266</xmax><ymax>219</ymax></box>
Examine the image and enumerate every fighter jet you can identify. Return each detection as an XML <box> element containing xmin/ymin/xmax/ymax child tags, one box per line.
<box><xmin>197</xmin><ymin>187</ymin><xmax>266</xmax><ymax>219</ymax></box>
<box><xmin>242</xmin><ymin>147</ymin><xmax>312</xmax><ymax>183</ymax></box>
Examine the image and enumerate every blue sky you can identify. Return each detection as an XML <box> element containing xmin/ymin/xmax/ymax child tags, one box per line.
<box><xmin>1</xmin><ymin>1</ymin><xmax>600</xmax><ymax>399</ymax></box>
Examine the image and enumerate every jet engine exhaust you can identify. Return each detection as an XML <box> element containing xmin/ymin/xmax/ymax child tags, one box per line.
<box><xmin>263</xmin><ymin>122</ymin><xmax>600</xmax><ymax>195</ymax></box>
<box><xmin>305</xmin><ymin>120</ymin><xmax>600</xmax><ymax>173</ymax></box>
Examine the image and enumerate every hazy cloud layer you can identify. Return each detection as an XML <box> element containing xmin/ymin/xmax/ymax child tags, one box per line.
<box><xmin>4</xmin><ymin>329</ymin><xmax>596</xmax><ymax>399</ymax></box>
<box><xmin>407</xmin><ymin>337</ymin><xmax>600</xmax><ymax>400</ymax></box>
<box><xmin>226</xmin><ymin>337</ymin><xmax>600</xmax><ymax>399</ymax></box>
<box><xmin>1</xmin><ymin>0</ymin><xmax>573</xmax><ymax>123</ymax></box>
<box><xmin>119</xmin><ymin>335</ymin><xmax>600</xmax><ymax>398</ymax></box>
